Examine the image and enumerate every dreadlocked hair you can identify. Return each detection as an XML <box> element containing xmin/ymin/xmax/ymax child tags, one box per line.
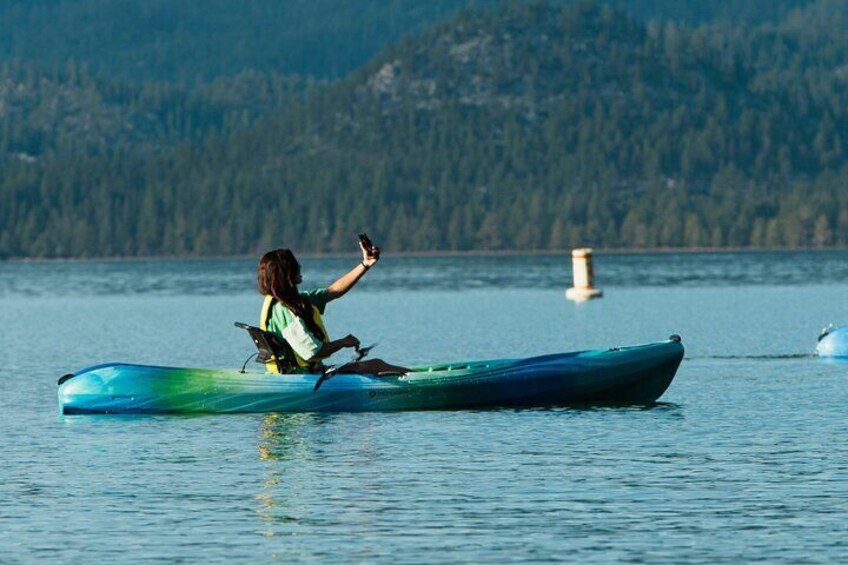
<box><xmin>257</xmin><ymin>248</ymin><xmax>326</xmax><ymax>342</ymax></box>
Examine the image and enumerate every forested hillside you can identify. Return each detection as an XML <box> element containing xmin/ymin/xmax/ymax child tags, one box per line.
<box><xmin>1</xmin><ymin>0</ymin><xmax>847</xmax><ymax>258</ymax></box>
<box><xmin>0</xmin><ymin>60</ymin><xmax>317</xmax><ymax>157</ymax></box>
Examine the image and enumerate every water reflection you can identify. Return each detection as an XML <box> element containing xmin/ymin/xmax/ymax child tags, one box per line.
<box><xmin>252</xmin><ymin>403</ymin><xmax>685</xmax><ymax>543</ymax></box>
<box><xmin>257</xmin><ymin>413</ymin><xmax>321</xmax><ymax>463</ymax></box>
<box><xmin>256</xmin><ymin>413</ymin><xmax>336</xmax><ymax>544</ymax></box>
<box><xmin>255</xmin><ymin>412</ymin><xmax>394</xmax><ymax>553</ymax></box>
<box><xmin>255</xmin><ymin>413</ymin><xmax>321</xmax><ymax>540</ymax></box>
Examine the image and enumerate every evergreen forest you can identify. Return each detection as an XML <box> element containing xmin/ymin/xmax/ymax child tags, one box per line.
<box><xmin>1</xmin><ymin>0</ymin><xmax>847</xmax><ymax>258</ymax></box>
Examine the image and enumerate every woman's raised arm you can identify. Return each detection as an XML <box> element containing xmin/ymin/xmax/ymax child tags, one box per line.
<box><xmin>326</xmin><ymin>239</ymin><xmax>380</xmax><ymax>301</ymax></box>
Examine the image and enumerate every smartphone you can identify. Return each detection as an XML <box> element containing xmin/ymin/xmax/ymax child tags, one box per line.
<box><xmin>358</xmin><ymin>233</ymin><xmax>379</xmax><ymax>258</ymax></box>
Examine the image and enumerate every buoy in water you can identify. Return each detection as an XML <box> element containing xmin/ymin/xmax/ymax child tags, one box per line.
<box><xmin>565</xmin><ymin>248</ymin><xmax>603</xmax><ymax>301</ymax></box>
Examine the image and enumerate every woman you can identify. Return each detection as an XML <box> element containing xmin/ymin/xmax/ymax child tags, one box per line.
<box><xmin>256</xmin><ymin>238</ymin><xmax>409</xmax><ymax>376</ymax></box>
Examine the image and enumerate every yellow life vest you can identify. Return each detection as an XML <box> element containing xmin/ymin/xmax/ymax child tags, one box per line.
<box><xmin>260</xmin><ymin>295</ymin><xmax>330</xmax><ymax>374</ymax></box>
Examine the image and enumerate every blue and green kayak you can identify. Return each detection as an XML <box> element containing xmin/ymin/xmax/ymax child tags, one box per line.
<box><xmin>58</xmin><ymin>338</ymin><xmax>684</xmax><ymax>414</ymax></box>
<box><xmin>817</xmin><ymin>324</ymin><xmax>848</xmax><ymax>358</ymax></box>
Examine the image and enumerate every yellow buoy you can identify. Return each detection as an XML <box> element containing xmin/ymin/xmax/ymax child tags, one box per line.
<box><xmin>565</xmin><ymin>248</ymin><xmax>603</xmax><ymax>301</ymax></box>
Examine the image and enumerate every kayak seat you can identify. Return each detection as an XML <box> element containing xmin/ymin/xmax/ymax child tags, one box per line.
<box><xmin>234</xmin><ymin>322</ymin><xmax>288</xmax><ymax>373</ymax></box>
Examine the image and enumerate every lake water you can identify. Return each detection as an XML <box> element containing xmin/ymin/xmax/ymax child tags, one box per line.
<box><xmin>2</xmin><ymin>251</ymin><xmax>847</xmax><ymax>562</ymax></box>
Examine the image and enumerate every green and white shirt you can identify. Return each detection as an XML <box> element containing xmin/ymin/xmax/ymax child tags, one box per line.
<box><xmin>263</xmin><ymin>288</ymin><xmax>331</xmax><ymax>369</ymax></box>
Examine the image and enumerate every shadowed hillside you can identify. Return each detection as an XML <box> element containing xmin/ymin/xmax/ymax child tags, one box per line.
<box><xmin>0</xmin><ymin>0</ymin><xmax>816</xmax><ymax>82</ymax></box>
<box><xmin>1</xmin><ymin>1</ymin><xmax>847</xmax><ymax>258</ymax></box>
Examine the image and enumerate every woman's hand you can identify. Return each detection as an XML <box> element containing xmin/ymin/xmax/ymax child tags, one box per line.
<box><xmin>326</xmin><ymin>238</ymin><xmax>380</xmax><ymax>301</ymax></box>
<box><xmin>313</xmin><ymin>334</ymin><xmax>361</xmax><ymax>360</ymax></box>
<box><xmin>359</xmin><ymin>239</ymin><xmax>380</xmax><ymax>268</ymax></box>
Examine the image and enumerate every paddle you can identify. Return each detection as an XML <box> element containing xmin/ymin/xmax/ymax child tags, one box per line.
<box><xmin>313</xmin><ymin>342</ymin><xmax>378</xmax><ymax>392</ymax></box>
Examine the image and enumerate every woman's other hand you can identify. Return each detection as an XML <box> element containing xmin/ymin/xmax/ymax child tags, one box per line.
<box><xmin>342</xmin><ymin>334</ymin><xmax>361</xmax><ymax>349</ymax></box>
<box><xmin>313</xmin><ymin>334</ymin><xmax>362</xmax><ymax>361</ymax></box>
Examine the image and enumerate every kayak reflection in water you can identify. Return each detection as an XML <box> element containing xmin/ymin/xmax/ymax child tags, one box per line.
<box><xmin>256</xmin><ymin>237</ymin><xmax>410</xmax><ymax>376</ymax></box>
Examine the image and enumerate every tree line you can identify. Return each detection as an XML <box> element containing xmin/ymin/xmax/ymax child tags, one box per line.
<box><xmin>1</xmin><ymin>0</ymin><xmax>847</xmax><ymax>258</ymax></box>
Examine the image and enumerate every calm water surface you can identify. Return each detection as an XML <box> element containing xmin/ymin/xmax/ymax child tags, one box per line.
<box><xmin>2</xmin><ymin>252</ymin><xmax>847</xmax><ymax>562</ymax></box>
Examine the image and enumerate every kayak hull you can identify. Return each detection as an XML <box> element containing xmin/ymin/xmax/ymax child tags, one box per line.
<box><xmin>817</xmin><ymin>325</ymin><xmax>848</xmax><ymax>358</ymax></box>
<box><xmin>58</xmin><ymin>340</ymin><xmax>684</xmax><ymax>414</ymax></box>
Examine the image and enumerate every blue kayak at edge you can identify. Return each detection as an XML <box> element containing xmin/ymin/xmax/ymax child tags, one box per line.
<box><xmin>817</xmin><ymin>325</ymin><xmax>848</xmax><ymax>358</ymax></box>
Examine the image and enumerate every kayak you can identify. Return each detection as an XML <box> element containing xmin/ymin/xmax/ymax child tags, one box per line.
<box><xmin>817</xmin><ymin>324</ymin><xmax>848</xmax><ymax>358</ymax></box>
<box><xmin>57</xmin><ymin>337</ymin><xmax>684</xmax><ymax>414</ymax></box>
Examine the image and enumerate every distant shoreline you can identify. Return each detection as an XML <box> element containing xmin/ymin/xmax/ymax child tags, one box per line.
<box><xmin>4</xmin><ymin>246</ymin><xmax>846</xmax><ymax>263</ymax></box>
